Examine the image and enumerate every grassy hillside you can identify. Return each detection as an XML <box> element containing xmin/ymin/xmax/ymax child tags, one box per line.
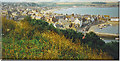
<box><xmin>2</xmin><ymin>16</ymin><xmax>115</xmax><ymax>59</ymax></box>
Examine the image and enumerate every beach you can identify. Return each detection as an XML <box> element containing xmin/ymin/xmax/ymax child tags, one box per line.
<box><xmin>88</xmin><ymin>21</ymin><xmax>119</xmax><ymax>42</ymax></box>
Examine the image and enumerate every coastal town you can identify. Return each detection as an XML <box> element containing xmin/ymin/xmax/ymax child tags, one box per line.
<box><xmin>2</xmin><ymin>2</ymin><xmax>119</xmax><ymax>33</ymax></box>
<box><xmin>1</xmin><ymin>1</ymin><xmax>119</xmax><ymax>60</ymax></box>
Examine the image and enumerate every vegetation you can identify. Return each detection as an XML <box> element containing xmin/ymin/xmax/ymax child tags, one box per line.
<box><xmin>104</xmin><ymin>41</ymin><xmax>119</xmax><ymax>59</ymax></box>
<box><xmin>2</xmin><ymin>16</ymin><xmax>118</xmax><ymax>59</ymax></box>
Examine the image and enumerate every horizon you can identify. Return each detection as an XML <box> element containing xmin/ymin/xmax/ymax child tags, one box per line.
<box><xmin>0</xmin><ymin>0</ymin><xmax>119</xmax><ymax>2</ymax></box>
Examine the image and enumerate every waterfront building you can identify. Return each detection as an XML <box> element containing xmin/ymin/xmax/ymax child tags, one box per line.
<box><xmin>110</xmin><ymin>17</ymin><xmax>119</xmax><ymax>22</ymax></box>
<box><xmin>104</xmin><ymin>15</ymin><xmax>110</xmax><ymax>18</ymax></box>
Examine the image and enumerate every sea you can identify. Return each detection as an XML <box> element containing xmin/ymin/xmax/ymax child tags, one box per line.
<box><xmin>54</xmin><ymin>7</ymin><xmax>119</xmax><ymax>43</ymax></box>
<box><xmin>89</xmin><ymin>23</ymin><xmax>119</xmax><ymax>43</ymax></box>
<box><xmin>54</xmin><ymin>7</ymin><xmax>118</xmax><ymax>17</ymax></box>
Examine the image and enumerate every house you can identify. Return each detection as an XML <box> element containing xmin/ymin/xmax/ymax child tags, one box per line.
<box><xmin>35</xmin><ymin>16</ymin><xmax>41</xmax><ymax>20</ymax></box>
<box><xmin>18</xmin><ymin>17</ymin><xmax>24</xmax><ymax>20</ymax></box>
<box><xmin>52</xmin><ymin>16</ymin><xmax>58</xmax><ymax>23</ymax></box>
<box><xmin>6</xmin><ymin>15</ymin><xmax>10</xmax><ymax>20</ymax></box>
<box><xmin>14</xmin><ymin>16</ymin><xmax>19</xmax><ymax>20</ymax></box>
<box><xmin>74</xmin><ymin>18</ymin><xmax>83</xmax><ymax>27</ymax></box>
<box><xmin>104</xmin><ymin>15</ymin><xmax>110</xmax><ymax>18</ymax></box>
<box><xmin>79</xmin><ymin>20</ymin><xmax>83</xmax><ymax>27</ymax></box>
<box><xmin>55</xmin><ymin>24</ymin><xmax>64</xmax><ymax>28</ymax></box>
<box><xmin>10</xmin><ymin>17</ymin><xmax>14</xmax><ymax>20</ymax></box>
<box><xmin>70</xmin><ymin>17</ymin><xmax>75</xmax><ymax>22</ymax></box>
<box><xmin>74</xmin><ymin>14</ymin><xmax>78</xmax><ymax>18</ymax></box>
<box><xmin>35</xmin><ymin>12</ymin><xmax>39</xmax><ymax>16</ymax></box>
<box><xmin>84</xmin><ymin>15</ymin><xmax>91</xmax><ymax>18</ymax></box>
<box><xmin>110</xmin><ymin>17</ymin><xmax>119</xmax><ymax>22</ymax></box>
<box><xmin>58</xmin><ymin>19</ymin><xmax>65</xmax><ymax>24</ymax></box>
<box><xmin>41</xmin><ymin>16</ymin><xmax>45</xmax><ymax>21</ymax></box>
<box><xmin>7</xmin><ymin>11</ymin><xmax>12</xmax><ymax>15</ymax></box>
<box><xmin>74</xmin><ymin>18</ymin><xmax>80</xmax><ymax>24</ymax></box>
<box><xmin>91</xmin><ymin>17</ymin><xmax>95</xmax><ymax>22</ymax></box>
<box><xmin>31</xmin><ymin>15</ymin><xmax>36</xmax><ymax>19</ymax></box>
<box><xmin>22</xmin><ymin>11</ymin><xmax>27</xmax><ymax>16</ymax></box>
<box><xmin>55</xmin><ymin>15</ymin><xmax>66</xmax><ymax>19</ymax></box>
<box><xmin>58</xmin><ymin>18</ymin><xmax>70</xmax><ymax>28</ymax></box>
<box><xmin>12</xmin><ymin>12</ymin><xmax>17</xmax><ymax>16</ymax></box>
<box><xmin>64</xmin><ymin>18</ymin><xmax>71</xmax><ymax>28</ymax></box>
<box><xmin>46</xmin><ymin>17</ymin><xmax>53</xmax><ymax>24</ymax></box>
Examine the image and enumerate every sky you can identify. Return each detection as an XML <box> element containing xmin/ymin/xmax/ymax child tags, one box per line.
<box><xmin>0</xmin><ymin>0</ymin><xmax>119</xmax><ymax>2</ymax></box>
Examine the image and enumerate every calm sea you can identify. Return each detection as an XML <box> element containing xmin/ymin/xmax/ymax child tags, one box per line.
<box><xmin>54</xmin><ymin>7</ymin><xmax>118</xmax><ymax>17</ymax></box>
<box><xmin>89</xmin><ymin>24</ymin><xmax>118</xmax><ymax>34</ymax></box>
<box><xmin>54</xmin><ymin>7</ymin><xmax>119</xmax><ymax>43</ymax></box>
<box><xmin>89</xmin><ymin>23</ymin><xmax>119</xmax><ymax>43</ymax></box>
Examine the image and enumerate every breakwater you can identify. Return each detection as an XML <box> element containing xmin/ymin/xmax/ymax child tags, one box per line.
<box><xmin>94</xmin><ymin>32</ymin><xmax>119</xmax><ymax>38</ymax></box>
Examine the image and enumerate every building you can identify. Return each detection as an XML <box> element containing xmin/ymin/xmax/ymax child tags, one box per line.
<box><xmin>74</xmin><ymin>18</ymin><xmax>83</xmax><ymax>27</ymax></box>
<box><xmin>110</xmin><ymin>17</ymin><xmax>119</xmax><ymax>22</ymax></box>
<box><xmin>35</xmin><ymin>16</ymin><xmax>41</xmax><ymax>20</ymax></box>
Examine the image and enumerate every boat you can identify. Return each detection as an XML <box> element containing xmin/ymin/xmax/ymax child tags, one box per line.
<box><xmin>98</xmin><ymin>24</ymin><xmax>104</xmax><ymax>29</ymax></box>
<box><xmin>98</xmin><ymin>23</ymin><xmax>112</xmax><ymax>29</ymax></box>
<box><xmin>115</xmin><ymin>38</ymin><xmax>119</xmax><ymax>40</ymax></box>
<box><xmin>110</xmin><ymin>24</ymin><xmax>112</xmax><ymax>26</ymax></box>
<box><xmin>99</xmin><ymin>27</ymin><xmax>103</xmax><ymax>29</ymax></box>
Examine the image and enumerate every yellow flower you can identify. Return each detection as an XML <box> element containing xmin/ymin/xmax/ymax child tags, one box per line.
<box><xmin>48</xmin><ymin>50</ymin><xmax>51</xmax><ymax>53</ymax></box>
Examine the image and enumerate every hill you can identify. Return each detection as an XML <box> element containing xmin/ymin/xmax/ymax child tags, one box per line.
<box><xmin>2</xmin><ymin>16</ymin><xmax>117</xmax><ymax>59</ymax></box>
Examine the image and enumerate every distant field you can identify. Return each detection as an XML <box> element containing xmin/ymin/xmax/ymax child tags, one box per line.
<box><xmin>2</xmin><ymin>2</ymin><xmax>118</xmax><ymax>7</ymax></box>
<box><xmin>56</xmin><ymin>2</ymin><xmax>118</xmax><ymax>7</ymax></box>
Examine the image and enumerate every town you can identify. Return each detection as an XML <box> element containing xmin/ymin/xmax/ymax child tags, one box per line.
<box><xmin>2</xmin><ymin>2</ymin><xmax>119</xmax><ymax>33</ymax></box>
<box><xmin>1</xmin><ymin>2</ymin><xmax>119</xmax><ymax>60</ymax></box>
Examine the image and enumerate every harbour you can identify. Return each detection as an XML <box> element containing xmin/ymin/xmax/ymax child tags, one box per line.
<box><xmin>54</xmin><ymin>7</ymin><xmax>119</xmax><ymax>43</ymax></box>
<box><xmin>88</xmin><ymin>21</ymin><xmax>119</xmax><ymax>43</ymax></box>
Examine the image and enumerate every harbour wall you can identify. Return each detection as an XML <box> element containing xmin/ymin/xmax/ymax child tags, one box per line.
<box><xmin>93</xmin><ymin>32</ymin><xmax>119</xmax><ymax>38</ymax></box>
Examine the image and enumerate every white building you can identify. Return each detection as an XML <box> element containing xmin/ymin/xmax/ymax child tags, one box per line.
<box><xmin>12</xmin><ymin>12</ymin><xmax>17</xmax><ymax>16</ymax></box>
<box><xmin>74</xmin><ymin>18</ymin><xmax>80</xmax><ymax>24</ymax></box>
<box><xmin>91</xmin><ymin>17</ymin><xmax>94</xmax><ymax>22</ymax></box>
<box><xmin>80</xmin><ymin>20</ymin><xmax>83</xmax><ymax>27</ymax></box>
<box><xmin>74</xmin><ymin>18</ymin><xmax>82</xmax><ymax>27</ymax></box>
<box><xmin>111</xmin><ymin>17</ymin><xmax>119</xmax><ymax>21</ymax></box>
<box><xmin>35</xmin><ymin>16</ymin><xmax>41</xmax><ymax>20</ymax></box>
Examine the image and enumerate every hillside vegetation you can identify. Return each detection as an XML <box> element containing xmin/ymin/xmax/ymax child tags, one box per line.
<box><xmin>2</xmin><ymin>16</ymin><xmax>117</xmax><ymax>59</ymax></box>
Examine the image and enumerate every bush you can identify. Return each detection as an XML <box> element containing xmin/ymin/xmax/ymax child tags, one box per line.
<box><xmin>104</xmin><ymin>41</ymin><xmax>119</xmax><ymax>59</ymax></box>
<box><xmin>83</xmin><ymin>32</ymin><xmax>105</xmax><ymax>49</ymax></box>
<box><xmin>2</xmin><ymin>16</ymin><xmax>117</xmax><ymax>59</ymax></box>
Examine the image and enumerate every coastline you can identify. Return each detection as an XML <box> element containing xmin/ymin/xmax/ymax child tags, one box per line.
<box><xmin>44</xmin><ymin>6</ymin><xmax>119</xmax><ymax>40</ymax></box>
<box><xmin>44</xmin><ymin>7</ymin><xmax>68</xmax><ymax>13</ymax></box>
<box><xmin>88</xmin><ymin>21</ymin><xmax>119</xmax><ymax>39</ymax></box>
<box><xmin>44</xmin><ymin>6</ymin><xmax>118</xmax><ymax>14</ymax></box>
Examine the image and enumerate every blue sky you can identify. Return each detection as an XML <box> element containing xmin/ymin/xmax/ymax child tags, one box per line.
<box><xmin>0</xmin><ymin>0</ymin><xmax>119</xmax><ymax>2</ymax></box>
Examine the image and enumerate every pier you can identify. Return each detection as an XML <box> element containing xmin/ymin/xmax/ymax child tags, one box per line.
<box><xmin>91</xmin><ymin>32</ymin><xmax>119</xmax><ymax>38</ymax></box>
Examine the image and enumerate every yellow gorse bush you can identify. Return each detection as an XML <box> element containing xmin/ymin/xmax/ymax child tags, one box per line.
<box><xmin>41</xmin><ymin>31</ymin><xmax>112</xmax><ymax>59</ymax></box>
<box><xmin>2</xmin><ymin>17</ymin><xmax>112</xmax><ymax>60</ymax></box>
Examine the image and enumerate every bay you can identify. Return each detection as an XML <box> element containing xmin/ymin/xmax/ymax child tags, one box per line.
<box><xmin>54</xmin><ymin>7</ymin><xmax>118</xmax><ymax>17</ymax></box>
<box><xmin>54</xmin><ymin>7</ymin><xmax>119</xmax><ymax>43</ymax></box>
